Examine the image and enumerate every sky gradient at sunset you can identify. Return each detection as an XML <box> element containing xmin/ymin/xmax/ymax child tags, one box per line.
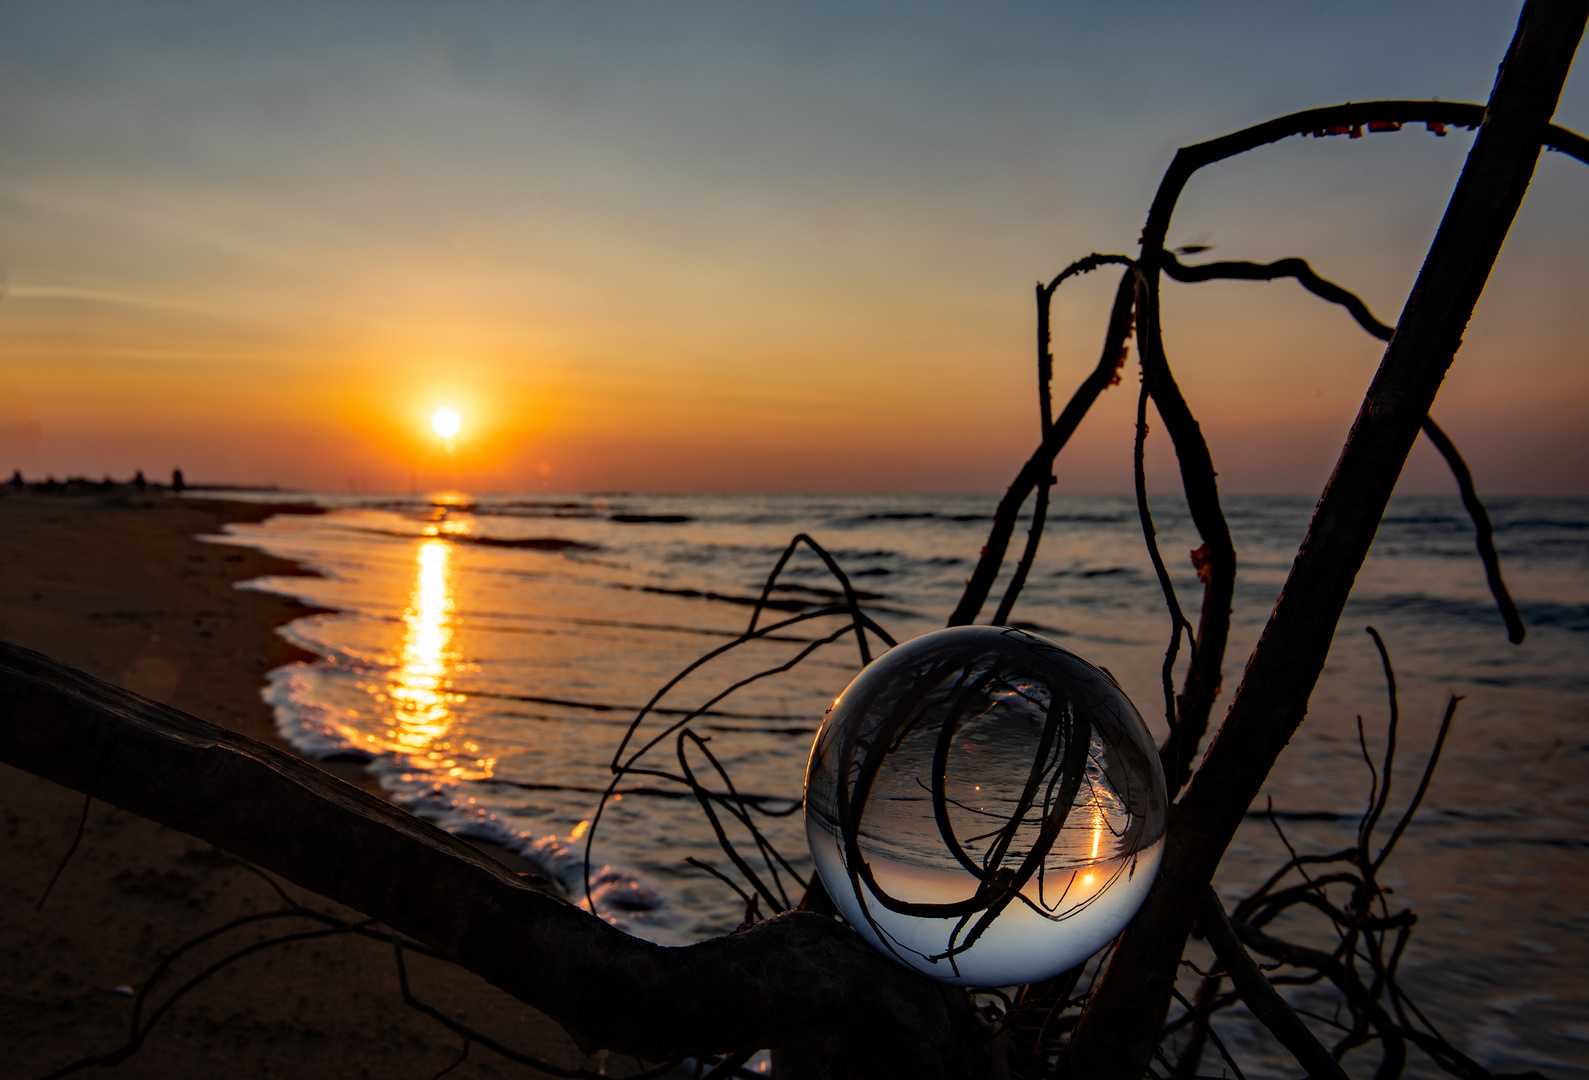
<box><xmin>1</xmin><ymin>1</ymin><xmax>1585</xmax><ymax>494</ymax></box>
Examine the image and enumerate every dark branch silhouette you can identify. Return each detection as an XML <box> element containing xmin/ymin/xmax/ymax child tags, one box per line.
<box><xmin>1068</xmin><ymin>7</ymin><xmax>1586</xmax><ymax>1076</ymax></box>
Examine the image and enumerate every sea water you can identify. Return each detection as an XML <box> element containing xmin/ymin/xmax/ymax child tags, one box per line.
<box><xmin>204</xmin><ymin>492</ymin><xmax>1589</xmax><ymax>1077</ymax></box>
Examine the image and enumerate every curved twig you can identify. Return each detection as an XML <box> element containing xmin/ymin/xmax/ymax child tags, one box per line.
<box><xmin>992</xmin><ymin>477</ymin><xmax>1051</xmax><ymax>627</ymax></box>
<box><xmin>1357</xmin><ymin>628</ymin><xmax>1401</xmax><ymax>865</ymax></box>
<box><xmin>1373</xmin><ymin>695</ymin><xmax>1461</xmax><ymax>871</ymax></box>
<box><xmin>33</xmin><ymin>793</ymin><xmax>89</xmax><ymax>912</ymax></box>
<box><xmin>950</xmin><ymin>257</ymin><xmax>1138</xmax><ymax>627</ymax></box>
<box><xmin>39</xmin><ymin>910</ymin><xmax>372</xmax><ymax>1080</ymax></box>
<box><xmin>1133</xmin><ymin>375</ymin><xmax>1200</xmax><ymax>734</ymax></box>
<box><xmin>584</xmin><ymin>615</ymin><xmax>861</xmax><ymax>917</ymax></box>
<box><xmin>1160</xmin><ymin>250</ymin><xmax>1528</xmax><ymax>646</ymax></box>
<box><xmin>1135</xmin><ymin>283</ymin><xmax>1236</xmax><ymax>801</ymax></box>
<box><xmin>1169</xmin><ymin>985</ymin><xmax>1248</xmax><ymax>1080</ymax></box>
<box><xmin>1164</xmin><ymin>251</ymin><xmax>1396</xmax><ymax>340</ymax></box>
<box><xmin>1418</xmin><ymin>418</ymin><xmax>1526</xmax><ymax>643</ymax></box>
<box><xmin>1200</xmin><ymin>888</ymin><xmax>1348</xmax><ymax>1080</ymax></box>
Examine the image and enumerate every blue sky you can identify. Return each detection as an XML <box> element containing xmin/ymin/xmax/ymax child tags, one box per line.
<box><xmin>0</xmin><ymin>2</ymin><xmax>1584</xmax><ymax>493</ymax></box>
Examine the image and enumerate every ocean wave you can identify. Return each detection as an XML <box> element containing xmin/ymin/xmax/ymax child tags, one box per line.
<box><xmin>264</xmin><ymin>660</ymin><xmax>693</xmax><ymax>944</ymax></box>
<box><xmin>261</xmin><ymin>663</ymin><xmax>368</xmax><ymax>759</ymax></box>
<box><xmin>1348</xmin><ymin>593</ymin><xmax>1589</xmax><ymax>634</ymax></box>
<box><xmin>1493</xmin><ymin>517</ymin><xmax>1589</xmax><ymax>532</ymax></box>
<box><xmin>368</xmin><ymin>765</ymin><xmax>690</xmax><ymax>941</ymax></box>
<box><xmin>465</xmin><ymin>535</ymin><xmax>597</xmax><ymax>550</ymax></box>
<box><xmin>843</xmin><ymin>511</ymin><xmax>993</xmax><ymax>523</ymax></box>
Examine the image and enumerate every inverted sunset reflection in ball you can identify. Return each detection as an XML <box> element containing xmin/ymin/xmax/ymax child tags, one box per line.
<box><xmin>804</xmin><ymin>626</ymin><xmax>1167</xmax><ymax>986</ymax></box>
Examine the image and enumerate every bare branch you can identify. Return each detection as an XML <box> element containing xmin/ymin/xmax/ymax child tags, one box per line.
<box><xmin>1067</xmin><ymin>7</ymin><xmax>1588</xmax><ymax>1076</ymax></box>
<box><xmin>1164</xmin><ymin>251</ymin><xmax>1395</xmax><ymax>341</ymax></box>
<box><xmin>950</xmin><ymin>258</ymin><xmax>1136</xmax><ymax>627</ymax></box>
<box><xmin>1200</xmin><ymin>888</ymin><xmax>1350</xmax><ymax>1080</ymax></box>
<box><xmin>1374</xmin><ymin>696</ymin><xmax>1462</xmax><ymax>871</ymax></box>
<box><xmin>1161</xmin><ymin>250</ymin><xmax>1527</xmax><ymax>647</ymax></box>
<box><xmin>1418</xmin><ymin>418</ymin><xmax>1527</xmax><ymax>643</ymax></box>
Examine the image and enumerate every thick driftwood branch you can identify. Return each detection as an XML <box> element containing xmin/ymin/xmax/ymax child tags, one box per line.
<box><xmin>1066</xmin><ymin>5</ymin><xmax>1587</xmax><ymax>1078</ymax></box>
<box><xmin>0</xmin><ymin>638</ymin><xmax>976</xmax><ymax>1079</ymax></box>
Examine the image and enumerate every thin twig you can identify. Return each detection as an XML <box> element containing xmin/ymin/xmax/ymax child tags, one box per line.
<box><xmin>1374</xmin><ymin>696</ymin><xmax>1462</xmax><ymax>871</ymax></box>
<box><xmin>992</xmin><ymin>476</ymin><xmax>1051</xmax><ymax>627</ymax></box>
<box><xmin>1170</xmin><ymin>985</ymin><xmax>1247</xmax><ymax>1080</ymax></box>
<box><xmin>1199</xmin><ymin>888</ymin><xmax>1348</xmax><ymax>1080</ymax></box>
<box><xmin>950</xmin><ymin>258</ymin><xmax>1138</xmax><ymax>626</ymax></box>
<box><xmin>1418</xmin><ymin>418</ymin><xmax>1526</xmax><ymax>643</ymax></box>
<box><xmin>1133</xmin><ymin>375</ymin><xmax>1199</xmax><ymax>734</ymax></box>
<box><xmin>34</xmin><ymin>793</ymin><xmax>89</xmax><ymax>912</ymax></box>
<box><xmin>38</xmin><ymin>912</ymin><xmax>372</xmax><ymax>1080</ymax></box>
<box><xmin>431</xmin><ymin>1036</ymin><xmax>471</xmax><ymax>1080</ymax></box>
<box><xmin>1359</xmin><ymin>628</ymin><xmax>1400</xmax><ymax>860</ymax></box>
<box><xmin>1163</xmin><ymin>252</ymin><xmax>1395</xmax><ymax>341</ymax></box>
<box><xmin>1162</xmin><ymin>248</ymin><xmax>1527</xmax><ymax>647</ymax></box>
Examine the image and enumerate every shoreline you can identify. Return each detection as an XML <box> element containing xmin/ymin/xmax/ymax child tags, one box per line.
<box><xmin>0</xmin><ymin>490</ymin><xmax>605</xmax><ymax>1078</ymax></box>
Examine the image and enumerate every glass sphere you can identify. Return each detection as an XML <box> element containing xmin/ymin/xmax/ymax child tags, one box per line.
<box><xmin>804</xmin><ymin>626</ymin><xmax>1167</xmax><ymax>986</ymax></box>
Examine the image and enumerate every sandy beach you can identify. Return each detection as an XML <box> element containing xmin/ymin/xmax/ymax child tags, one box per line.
<box><xmin>0</xmin><ymin>491</ymin><xmax>614</xmax><ymax>1079</ymax></box>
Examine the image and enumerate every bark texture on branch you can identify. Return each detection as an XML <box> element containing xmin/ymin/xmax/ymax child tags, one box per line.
<box><xmin>1065</xmin><ymin>3</ymin><xmax>1587</xmax><ymax>1076</ymax></box>
<box><xmin>0</xmin><ymin>637</ymin><xmax>976</xmax><ymax>1079</ymax></box>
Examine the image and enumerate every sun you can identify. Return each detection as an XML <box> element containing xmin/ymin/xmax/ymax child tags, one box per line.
<box><xmin>431</xmin><ymin>407</ymin><xmax>462</xmax><ymax>439</ymax></box>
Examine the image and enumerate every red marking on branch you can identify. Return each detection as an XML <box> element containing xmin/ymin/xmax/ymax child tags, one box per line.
<box><xmin>1108</xmin><ymin>358</ymin><xmax>1125</xmax><ymax>388</ymax></box>
<box><xmin>1108</xmin><ymin>320</ymin><xmax>1134</xmax><ymax>388</ymax></box>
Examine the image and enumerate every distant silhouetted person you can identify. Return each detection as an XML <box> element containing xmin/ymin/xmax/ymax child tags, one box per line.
<box><xmin>133</xmin><ymin>469</ymin><xmax>146</xmax><ymax>491</ymax></box>
<box><xmin>8</xmin><ymin>469</ymin><xmax>21</xmax><ymax>490</ymax></box>
<box><xmin>172</xmin><ymin>468</ymin><xmax>184</xmax><ymax>493</ymax></box>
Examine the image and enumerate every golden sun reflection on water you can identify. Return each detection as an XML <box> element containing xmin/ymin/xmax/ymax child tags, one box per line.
<box><xmin>379</xmin><ymin>538</ymin><xmax>493</xmax><ymax>780</ymax></box>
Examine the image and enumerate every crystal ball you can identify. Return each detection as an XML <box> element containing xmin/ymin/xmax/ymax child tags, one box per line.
<box><xmin>804</xmin><ymin>626</ymin><xmax>1167</xmax><ymax>986</ymax></box>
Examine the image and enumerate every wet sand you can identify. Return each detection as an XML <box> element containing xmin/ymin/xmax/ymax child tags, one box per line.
<box><xmin>0</xmin><ymin>491</ymin><xmax>621</xmax><ymax>1079</ymax></box>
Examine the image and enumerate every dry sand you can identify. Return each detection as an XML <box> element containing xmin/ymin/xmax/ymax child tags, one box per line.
<box><xmin>0</xmin><ymin>491</ymin><xmax>626</xmax><ymax>1079</ymax></box>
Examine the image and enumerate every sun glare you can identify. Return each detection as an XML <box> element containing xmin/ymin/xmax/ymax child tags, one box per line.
<box><xmin>431</xmin><ymin>407</ymin><xmax>462</xmax><ymax>439</ymax></box>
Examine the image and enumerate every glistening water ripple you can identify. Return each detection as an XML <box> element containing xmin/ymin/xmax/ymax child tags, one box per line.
<box><xmin>207</xmin><ymin>492</ymin><xmax>1588</xmax><ymax>1077</ymax></box>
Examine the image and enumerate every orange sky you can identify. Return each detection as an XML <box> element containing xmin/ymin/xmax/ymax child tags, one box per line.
<box><xmin>1</xmin><ymin>3</ymin><xmax>1585</xmax><ymax>495</ymax></box>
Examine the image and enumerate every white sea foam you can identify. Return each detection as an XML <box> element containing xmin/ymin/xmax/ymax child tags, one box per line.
<box><xmin>262</xmin><ymin>648</ymin><xmax>681</xmax><ymax>939</ymax></box>
<box><xmin>262</xmin><ymin>663</ymin><xmax>365</xmax><ymax>759</ymax></box>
